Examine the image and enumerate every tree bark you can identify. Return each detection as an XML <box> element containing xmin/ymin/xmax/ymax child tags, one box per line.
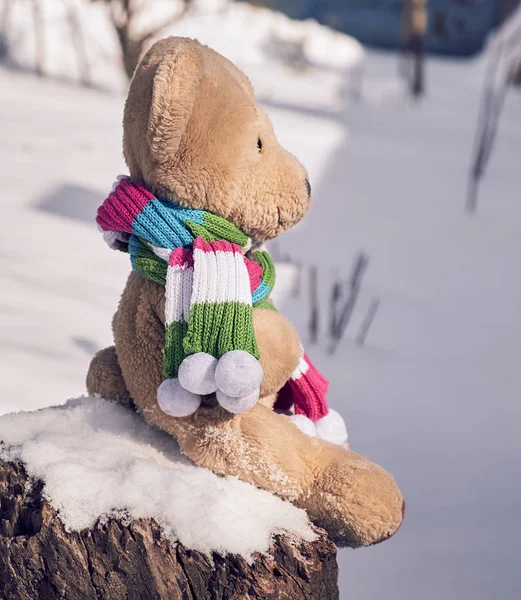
<box><xmin>0</xmin><ymin>460</ymin><xmax>339</xmax><ymax>599</ymax></box>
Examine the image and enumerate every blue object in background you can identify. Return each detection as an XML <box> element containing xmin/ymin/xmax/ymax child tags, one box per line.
<box><xmin>239</xmin><ymin>0</ymin><xmax>520</xmax><ymax>56</ymax></box>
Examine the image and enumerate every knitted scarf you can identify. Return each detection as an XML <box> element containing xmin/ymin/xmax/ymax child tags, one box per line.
<box><xmin>97</xmin><ymin>178</ymin><xmax>329</xmax><ymax>420</ymax></box>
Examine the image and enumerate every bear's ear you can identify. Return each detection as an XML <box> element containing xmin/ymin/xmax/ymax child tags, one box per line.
<box><xmin>147</xmin><ymin>42</ymin><xmax>203</xmax><ymax>165</ymax></box>
<box><xmin>123</xmin><ymin>38</ymin><xmax>204</xmax><ymax>179</ymax></box>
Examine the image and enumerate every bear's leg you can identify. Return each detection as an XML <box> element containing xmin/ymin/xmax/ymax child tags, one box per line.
<box><xmin>141</xmin><ymin>399</ymin><xmax>404</xmax><ymax>547</ymax></box>
<box><xmin>87</xmin><ymin>347</ymin><xmax>400</xmax><ymax>546</ymax></box>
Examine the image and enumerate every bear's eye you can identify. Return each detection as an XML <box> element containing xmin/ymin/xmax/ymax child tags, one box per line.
<box><xmin>257</xmin><ymin>138</ymin><xmax>262</xmax><ymax>152</ymax></box>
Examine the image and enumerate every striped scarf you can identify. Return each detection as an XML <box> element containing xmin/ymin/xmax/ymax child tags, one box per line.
<box><xmin>97</xmin><ymin>178</ymin><xmax>329</xmax><ymax>421</ymax></box>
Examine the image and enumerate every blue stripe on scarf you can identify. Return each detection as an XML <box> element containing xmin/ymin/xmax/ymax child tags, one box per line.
<box><xmin>131</xmin><ymin>199</ymin><xmax>205</xmax><ymax>249</ymax></box>
<box><xmin>251</xmin><ymin>279</ymin><xmax>271</xmax><ymax>304</ymax></box>
<box><xmin>128</xmin><ymin>235</ymin><xmax>139</xmax><ymax>270</ymax></box>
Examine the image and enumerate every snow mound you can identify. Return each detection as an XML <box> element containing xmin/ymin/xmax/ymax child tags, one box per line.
<box><xmin>0</xmin><ymin>0</ymin><xmax>363</xmax><ymax>108</ymax></box>
<box><xmin>0</xmin><ymin>396</ymin><xmax>316</xmax><ymax>558</ymax></box>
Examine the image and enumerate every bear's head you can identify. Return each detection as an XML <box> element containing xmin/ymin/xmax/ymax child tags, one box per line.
<box><xmin>123</xmin><ymin>37</ymin><xmax>311</xmax><ymax>242</ymax></box>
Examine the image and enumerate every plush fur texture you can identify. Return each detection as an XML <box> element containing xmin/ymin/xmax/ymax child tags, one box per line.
<box><xmin>87</xmin><ymin>37</ymin><xmax>404</xmax><ymax>547</ymax></box>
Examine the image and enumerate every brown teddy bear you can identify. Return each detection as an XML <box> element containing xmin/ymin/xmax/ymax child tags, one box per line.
<box><xmin>87</xmin><ymin>37</ymin><xmax>404</xmax><ymax>547</ymax></box>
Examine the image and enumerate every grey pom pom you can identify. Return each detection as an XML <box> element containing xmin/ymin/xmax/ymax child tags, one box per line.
<box><xmin>157</xmin><ymin>378</ymin><xmax>201</xmax><ymax>417</ymax></box>
<box><xmin>178</xmin><ymin>353</ymin><xmax>218</xmax><ymax>395</ymax></box>
<box><xmin>215</xmin><ymin>350</ymin><xmax>263</xmax><ymax>398</ymax></box>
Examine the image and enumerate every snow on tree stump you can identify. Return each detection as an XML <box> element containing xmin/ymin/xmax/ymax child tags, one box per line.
<box><xmin>0</xmin><ymin>461</ymin><xmax>339</xmax><ymax>600</ymax></box>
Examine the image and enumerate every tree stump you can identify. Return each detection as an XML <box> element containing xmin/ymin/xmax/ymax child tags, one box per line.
<box><xmin>0</xmin><ymin>461</ymin><xmax>339</xmax><ymax>600</ymax></box>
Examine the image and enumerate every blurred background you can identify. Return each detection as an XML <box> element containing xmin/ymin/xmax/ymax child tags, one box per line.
<box><xmin>1</xmin><ymin>1</ymin><xmax>520</xmax><ymax>598</ymax></box>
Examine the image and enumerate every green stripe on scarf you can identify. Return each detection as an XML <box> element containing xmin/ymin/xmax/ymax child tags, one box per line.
<box><xmin>163</xmin><ymin>320</ymin><xmax>188</xmax><ymax>378</ymax></box>
<box><xmin>182</xmin><ymin>302</ymin><xmax>258</xmax><ymax>359</ymax></box>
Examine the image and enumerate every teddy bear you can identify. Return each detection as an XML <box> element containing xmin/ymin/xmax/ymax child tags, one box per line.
<box><xmin>87</xmin><ymin>36</ymin><xmax>404</xmax><ymax>547</ymax></box>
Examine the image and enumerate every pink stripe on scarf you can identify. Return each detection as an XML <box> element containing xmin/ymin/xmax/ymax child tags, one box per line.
<box><xmin>274</xmin><ymin>353</ymin><xmax>329</xmax><ymax>421</ymax></box>
<box><xmin>244</xmin><ymin>257</ymin><xmax>263</xmax><ymax>292</ymax></box>
<box><xmin>97</xmin><ymin>179</ymin><xmax>154</xmax><ymax>233</ymax></box>
<box><xmin>169</xmin><ymin>247</ymin><xmax>194</xmax><ymax>269</ymax></box>
<box><xmin>193</xmin><ymin>238</ymin><xmax>242</xmax><ymax>255</ymax></box>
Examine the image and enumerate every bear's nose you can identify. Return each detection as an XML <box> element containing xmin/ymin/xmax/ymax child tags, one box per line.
<box><xmin>305</xmin><ymin>179</ymin><xmax>311</xmax><ymax>197</ymax></box>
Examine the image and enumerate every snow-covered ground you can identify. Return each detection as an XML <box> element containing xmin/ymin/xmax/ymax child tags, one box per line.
<box><xmin>281</xmin><ymin>55</ymin><xmax>521</xmax><ymax>600</ymax></box>
<box><xmin>1</xmin><ymin>3</ymin><xmax>521</xmax><ymax>597</ymax></box>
